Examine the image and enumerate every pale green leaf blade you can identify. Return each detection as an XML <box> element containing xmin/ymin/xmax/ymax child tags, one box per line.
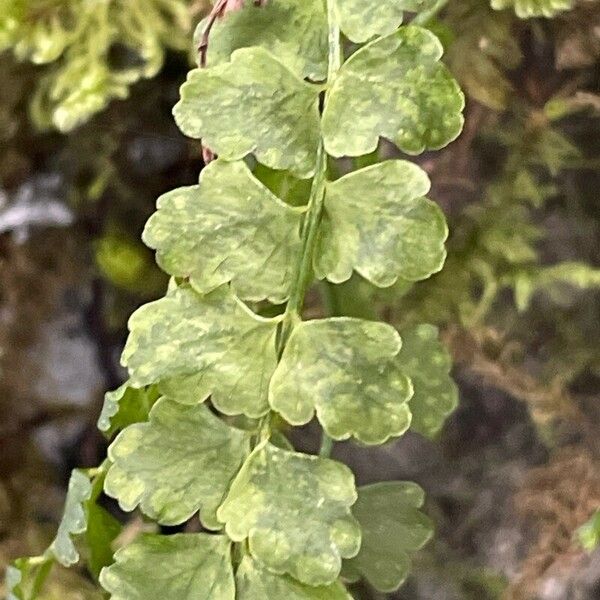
<box><xmin>323</xmin><ymin>26</ymin><xmax>465</xmax><ymax>157</ymax></box>
<box><xmin>269</xmin><ymin>318</ymin><xmax>413</xmax><ymax>445</ymax></box>
<box><xmin>99</xmin><ymin>534</ymin><xmax>235</xmax><ymax>600</ymax></box>
<box><xmin>236</xmin><ymin>556</ymin><xmax>352</xmax><ymax>599</ymax></box>
<box><xmin>333</xmin><ymin>0</ymin><xmax>440</xmax><ymax>43</ymax></box>
<box><xmin>173</xmin><ymin>47</ymin><xmax>321</xmax><ymax>178</ymax></box>
<box><xmin>98</xmin><ymin>383</ymin><xmax>159</xmax><ymax>437</ymax></box>
<box><xmin>121</xmin><ymin>285</ymin><xmax>279</xmax><ymax>418</ymax></box>
<box><xmin>490</xmin><ymin>0</ymin><xmax>573</xmax><ymax>18</ymax></box>
<box><xmin>217</xmin><ymin>442</ymin><xmax>361</xmax><ymax>585</ymax></box>
<box><xmin>104</xmin><ymin>398</ymin><xmax>250</xmax><ymax>529</ymax></box>
<box><xmin>315</xmin><ymin>161</ymin><xmax>448</xmax><ymax>286</ymax></box>
<box><xmin>199</xmin><ymin>0</ymin><xmax>328</xmax><ymax>80</ymax></box>
<box><xmin>333</xmin><ymin>0</ymin><xmax>404</xmax><ymax>43</ymax></box>
<box><xmin>47</xmin><ymin>469</ymin><xmax>92</xmax><ymax>567</ymax></box>
<box><xmin>345</xmin><ymin>482</ymin><xmax>433</xmax><ymax>592</ymax></box>
<box><xmin>397</xmin><ymin>324</ymin><xmax>458</xmax><ymax>438</ymax></box>
<box><xmin>143</xmin><ymin>160</ymin><xmax>303</xmax><ymax>303</ymax></box>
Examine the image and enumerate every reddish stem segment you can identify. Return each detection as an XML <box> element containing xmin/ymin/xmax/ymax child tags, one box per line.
<box><xmin>198</xmin><ymin>0</ymin><xmax>227</xmax><ymax>68</ymax></box>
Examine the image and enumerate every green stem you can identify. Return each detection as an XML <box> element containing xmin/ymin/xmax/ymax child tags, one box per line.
<box><xmin>274</xmin><ymin>0</ymin><xmax>342</xmax><ymax>458</ymax></box>
<box><xmin>314</xmin><ymin>0</ymin><xmax>343</xmax><ymax>461</ymax></box>
<box><xmin>283</xmin><ymin>145</ymin><xmax>328</xmax><ymax>321</ymax></box>
<box><xmin>279</xmin><ymin>0</ymin><xmax>342</xmax><ymax>350</ymax></box>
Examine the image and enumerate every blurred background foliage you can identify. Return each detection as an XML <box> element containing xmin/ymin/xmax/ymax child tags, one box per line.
<box><xmin>0</xmin><ymin>1</ymin><xmax>599</xmax><ymax>599</ymax></box>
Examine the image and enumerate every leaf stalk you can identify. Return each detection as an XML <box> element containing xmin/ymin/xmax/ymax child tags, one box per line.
<box><xmin>280</xmin><ymin>0</ymin><xmax>342</xmax><ymax>346</ymax></box>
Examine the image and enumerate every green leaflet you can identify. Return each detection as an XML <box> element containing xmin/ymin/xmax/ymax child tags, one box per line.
<box><xmin>490</xmin><ymin>0</ymin><xmax>573</xmax><ymax>18</ymax></box>
<box><xmin>345</xmin><ymin>482</ymin><xmax>433</xmax><ymax>592</ymax></box>
<box><xmin>270</xmin><ymin>429</ymin><xmax>296</xmax><ymax>451</ymax></box>
<box><xmin>121</xmin><ymin>285</ymin><xmax>279</xmax><ymax>418</ymax></box>
<box><xmin>199</xmin><ymin>0</ymin><xmax>328</xmax><ymax>80</ymax></box>
<box><xmin>100</xmin><ymin>537</ymin><xmax>351</xmax><ymax>600</ymax></box>
<box><xmin>217</xmin><ymin>442</ymin><xmax>361</xmax><ymax>585</ymax></box>
<box><xmin>7</xmin><ymin>469</ymin><xmax>118</xmax><ymax>590</ymax></box>
<box><xmin>6</xmin><ymin>558</ymin><xmax>53</xmax><ymax>600</ymax></box>
<box><xmin>315</xmin><ymin>161</ymin><xmax>448</xmax><ymax>286</ymax></box>
<box><xmin>143</xmin><ymin>160</ymin><xmax>304</xmax><ymax>303</ymax></box>
<box><xmin>82</xmin><ymin>466</ymin><xmax>123</xmax><ymax>579</ymax></box>
<box><xmin>236</xmin><ymin>556</ymin><xmax>352</xmax><ymax>599</ymax></box>
<box><xmin>254</xmin><ymin>163</ymin><xmax>314</xmax><ymax>207</ymax></box>
<box><xmin>47</xmin><ymin>469</ymin><xmax>92</xmax><ymax>567</ymax></box>
<box><xmin>98</xmin><ymin>382</ymin><xmax>159</xmax><ymax>437</ymax></box>
<box><xmin>323</xmin><ymin>26</ymin><xmax>465</xmax><ymax>157</ymax></box>
<box><xmin>397</xmin><ymin>324</ymin><xmax>459</xmax><ymax>438</ymax></box>
<box><xmin>269</xmin><ymin>318</ymin><xmax>413</xmax><ymax>445</ymax></box>
<box><xmin>99</xmin><ymin>534</ymin><xmax>235</xmax><ymax>600</ymax></box>
<box><xmin>173</xmin><ymin>47</ymin><xmax>321</xmax><ymax>178</ymax></box>
<box><xmin>104</xmin><ymin>398</ymin><xmax>250</xmax><ymax>529</ymax></box>
<box><xmin>86</xmin><ymin>503</ymin><xmax>122</xmax><ymax>579</ymax></box>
